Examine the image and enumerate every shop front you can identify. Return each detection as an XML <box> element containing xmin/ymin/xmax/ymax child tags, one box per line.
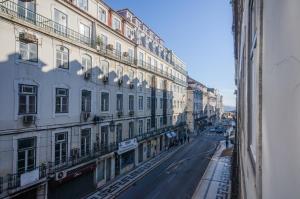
<box><xmin>115</xmin><ymin>138</ymin><xmax>138</xmax><ymax>175</ymax></box>
<box><xmin>48</xmin><ymin>163</ymin><xmax>96</xmax><ymax>199</ymax></box>
<box><xmin>95</xmin><ymin>154</ymin><xmax>114</xmax><ymax>188</ymax></box>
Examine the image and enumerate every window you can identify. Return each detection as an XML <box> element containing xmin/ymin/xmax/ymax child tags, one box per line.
<box><xmin>56</xmin><ymin>46</ymin><xmax>69</xmax><ymax>69</ymax></box>
<box><xmin>79</xmin><ymin>23</ymin><xmax>90</xmax><ymax>43</ymax></box>
<box><xmin>116</xmin><ymin>42</ymin><xmax>122</xmax><ymax>57</ymax></box>
<box><xmin>128</xmin><ymin>69</ymin><xmax>134</xmax><ymax>82</ymax></box>
<box><xmin>81</xmin><ymin>128</ymin><xmax>91</xmax><ymax>157</ymax></box>
<box><xmin>82</xmin><ymin>54</ymin><xmax>92</xmax><ymax>71</ymax></box>
<box><xmin>116</xmin><ymin>42</ymin><xmax>122</xmax><ymax>53</ymax></box>
<box><xmin>101</xmin><ymin>92</ymin><xmax>109</xmax><ymax>112</ymax></box>
<box><xmin>138</xmin><ymin>72</ymin><xmax>143</xmax><ymax>87</ymax></box>
<box><xmin>147</xmin><ymin>57</ymin><xmax>152</xmax><ymax>65</ymax></box>
<box><xmin>128</xmin><ymin>49</ymin><xmax>134</xmax><ymax>61</ymax></box>
<box><xmin>138</xmin><ymin>120</ymin><xmax>143</xmax><ymax>135</ymax></box>
<box><xmin>146</xmin><ymin>119</ymin><xmax>150</xmax><ymax>132</ymax></box>
<box><xmin>160</xmin><ymin>117</ymin><xmax>163</xmax><ymax>127</ymax></box>
<box><xmin>129</xmin><ymin>122</ymin><xmax>134</xmax><ymax>138</ymax></box>
<box><xmin>160</xmin><ymin>98</ymin><xmax>163</xmax><ymax>109</ymax></box>
<box><xmin>19</xmin><ymin>37</ymin><xmax>38</xmax><ymax>63</ymax></box>
<box><xmin>147</xmin><ymin>97</ymin><xmax>151</xmax><ymax>109</ymax></box>
<box><xmin>154</xmin><ymin>60</ymin><xmax>158</xmax><ymax>69</ymax></box>
<box><xmin>116</xmin><ymin>123</ymin><xmax>122</xmax><ymax>143</ymax></box>
<box><xmin>126</xmin><ymin>27</ymin><xmax>132</xmax><ymax>39</ymax></box>
<box><xmin>117</xmin><ymin>94</ymin><xmax>123</xmax><ymax>111</ymax></box>
<box><xmin>98</xmin><ymin>6</ymin><xmax>106</xmax><ymax>23</ymax></box>
<box><xmin>100</xmin><ymin>60</ymin><xmax>109</xmax><ymax>76</ymax></box>
<box><xmin>54</xmin><ymin>9</ymin><xmax>67</xmax><ymax>34</ymax></box>
<box><xmin>116</xmin><ymin>65</ymin><xmax>123</xmax><ymax>79</ymax></box>
<box><xmin>113</xmin><ymin>18</ymin><xmax>121</xmax><ymax>30</ymax></box>
<box><xmin>138</xmin><ymin>52</ymin><xmax>144</xmax><ymax>65</ymax></box>
<box><xmin>55</xmin><ymin>132</ymin><xmax>67</xmax><ymax>165</ymax></box>
<box><xmin>138</xmin><ymin>96</ymin><xmax>144</xmax><ymax>110</ymax></box>
<box><xmin>17</xmin><ymin>137</ymin><xmax>36</xmax><ymax>174</ymax></box>
<box><xmin>55</xmin><ymin>88</ymin><xmax>69</xmax><ymax>113</ymax></box>
<box><xmin>101</xmin><ymin>34</ymin><xmax>108</xmax><ymax>47</ymax></box>
<box><xmin>129</xmin><ymin>95</ymin><xmax>134</xmax><ymax>111</ymax></box>
<box><xmin>81</xmin><ymin>90</ymin><xmax>91</xmax><ymax>112</ymax></box>
<box><xmin>76</xmin><ymin>0</ymin><xmax>88</xmax><ymax>11</ymax></box>
<box><xmin>19</xmin><ymin>84</ymin><xmax>37</xmax><ymax>114</ymax></box>
<box><xmin>17</xmin><ymin>0</ymin><xmax>36</xmax><ymax>21</ymax></box>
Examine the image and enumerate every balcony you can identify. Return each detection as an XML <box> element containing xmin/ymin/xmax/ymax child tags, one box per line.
<box><xmin>48</xmin><ymin>142</ymin><xmax>117</xmax><ymax>174</ymax></box>
<box><xmin>0</xmin><ymin>1</ymin><xmax>187</xmax><ymax>85</ymax></box>
<box><xmin>0</xmin><ymin>1</ymin><xmax>91</xmax><ymax>47</ymax></box>
<box><xmin>136</xmin><ymin>125</ymin><xmax>173</xmax><ymax>142</ymax></box>
<box><xmin>0</xmin><ymin>165</ymin><xmax>47</xmax><ymax>196</ymax></box>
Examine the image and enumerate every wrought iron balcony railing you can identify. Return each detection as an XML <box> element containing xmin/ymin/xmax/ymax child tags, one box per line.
<box><xmin>48</xmin><ymin>142</ymin><xmax>118</xmax><ymax>174</ymax></box>
<box><xmin>0</xmin><ymin>0</ymin><xmax>91</xmax><ymax>46</ymax></box>
<box><xmin>0</xmin><ymin>165</ymin><xmax>47</xmax><ymax>195</ymax></box>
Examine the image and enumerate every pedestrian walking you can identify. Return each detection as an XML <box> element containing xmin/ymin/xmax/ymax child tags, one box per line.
<box><xmin>187</xmin><ymin>136</ymin><xmax>190</xmax><ymax>143</ymax></box>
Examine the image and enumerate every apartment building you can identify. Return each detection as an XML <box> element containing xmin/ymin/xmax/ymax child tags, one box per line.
<box><xmin>0</xmin><ymin>0</ymin><xmax>188</xmax><ymax>198</ymax></box>
<box><xmin>232</xmin><ymin>0</ymin><xmax>300</xmax><ymax>199</ymax></box>
<box><xmin>186</xmin><ymin>76</ymin><xmax>223</xmax><ymax>133</ymax></box>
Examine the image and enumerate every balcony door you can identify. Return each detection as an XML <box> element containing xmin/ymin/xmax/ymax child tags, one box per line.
<box><xmin>54</xmin><ymin>9</ymin><xmax>68</xmax><ymax>35</ymax></box>
<box><xmin>100</xmin><ymin>126</ymin><xmax>109</xmax><ymax>150</ymax></box>
<box><xmin>18</xmin><ymin>0</ymin><xmax>36</xmax><ymax>23</ymax></box>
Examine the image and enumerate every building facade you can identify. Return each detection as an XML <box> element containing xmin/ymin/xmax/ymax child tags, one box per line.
<box><xmin>186</xmin><ymin>76</ymin><xmax>223</xmax><ymax>133</ymax></box>
<box><xmin>0</xmin><ymin>0</ymin><xmax>188</xmax><ymax>198</ymax></box>
<box><xmin>233</xmin><ymin>0</ymin><xmax>300</xmax><ymax>199</ymax></box>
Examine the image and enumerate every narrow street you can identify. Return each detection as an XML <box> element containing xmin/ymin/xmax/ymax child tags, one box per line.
<box><xmin>116</xmin><ymin>130</ymin><xmax>224</xmax><ymax>199</ymax></box>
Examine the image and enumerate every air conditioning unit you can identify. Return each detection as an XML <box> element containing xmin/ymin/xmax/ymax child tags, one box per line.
<box><xmin>81</xmin><ymin>112</ymin><xmax>90</xmax><ymax>121</ymax></box>
<box><xmin>102</xmin><ymin>75</ymin><xmax>109</xmax><ymax>83</ymax></box>
<box><xmin>55</xmin><ymin>171</ymin><xmax>67</xmax><ymax>181</ymax></box>
<box><xmin>71</xmin><ymin>148</ymin><xmax>79</xmax><ymax>159</ymax></box>
<box><xmin>129</xmin><ymin>111</ymin><xmax>134</xmax><ymax>116</ymax></box>
<box><xmin>23</xmin><ymin>115</ymin><xmax>36</xmax><ymax>125</ymax></box>
<box><xmin>129</xmin><ymin>83</ymin><xmax>134</xmax><ymax>89</ymax></box>
<box><xmin>118</xmin><ymin>79</ymin><xmax>123</xmax><ymax>86</ymax></box>
<box><xmin>106</xmin><ymin>44</ymin><xmax>114</xmax><ymax>51</ymax></box>
<box><xmin>19</xmin><ymin>32</ymin><xmax>37</xmax><ymax>43</ymax></box>
<box><xmin>93</xmin><ymin>116</ymin><xmax>100</xmax><ymax>123</ymax></box>
<box><xmin>84</xmin><ymin>72</ymin><xmax>91</xmax><ymax>80</ymax></box>
<box><xmin>117</xmin><ymin>111</ymin><xmax>123</xmax><ymax>117</ymax></box>
<box><xmin>123</xmin><ymin>52</ymin><xmax>129</xmax><ymax>57</ymax></box>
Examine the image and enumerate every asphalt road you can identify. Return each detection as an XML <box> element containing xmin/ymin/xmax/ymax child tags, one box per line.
<box><xmin>116</xmin><ymin>131</ymin><xmax>224</xmax><ymax>199</ymax></box>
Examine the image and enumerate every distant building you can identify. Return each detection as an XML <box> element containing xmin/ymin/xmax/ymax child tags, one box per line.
<box><xmin>187</xmin><ymin>76</ymin><xmax>223</xmax><ymax>133</ymax></box>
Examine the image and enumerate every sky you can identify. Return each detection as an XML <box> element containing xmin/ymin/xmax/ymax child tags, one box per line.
<box><xmin>105</xmin><ymin>0</ymin><xmax>236</xmax><ymax>107</ymax></box>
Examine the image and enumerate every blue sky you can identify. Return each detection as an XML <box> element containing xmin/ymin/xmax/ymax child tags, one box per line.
<box><xmin>105</xmin><ymin>0</ymin><xmax>235</xmax><ymax>106</ymax></box>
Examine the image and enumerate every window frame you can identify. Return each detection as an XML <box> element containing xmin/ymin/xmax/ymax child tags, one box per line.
<box><xmin>101</xmin><ymin>92</ymin><xmax>110</xmax><ymax>112</ymax></box>
<box><xmin>18</xmin><ymin>84</ymin><xmax>38</xmax><ymax>115</ymax></box>
<box><xmin>55</xmin><ymin>88</ymin><xmax>69</xmax><ymax>114</ymax></box>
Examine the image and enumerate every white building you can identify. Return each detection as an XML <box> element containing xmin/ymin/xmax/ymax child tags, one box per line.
<box><xmin>233</xmin><ymin>0</ymin><xmax>300</xmax><ymax>199</ymax></box>
<box><xmin>0</xmin><ymin>0</ymin><xmax>188</xmax><ymax>198</ymax></box>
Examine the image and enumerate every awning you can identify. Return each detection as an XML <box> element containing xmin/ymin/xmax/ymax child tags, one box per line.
<box><xmin>166</xmin><ymin>133</ymin><xmax>172</xmax><ymax>138</ymax></box>
<box><xmin>170</xmin><ymin>132</ymin><xmax>177</xmax><ymax>137</ymax></box>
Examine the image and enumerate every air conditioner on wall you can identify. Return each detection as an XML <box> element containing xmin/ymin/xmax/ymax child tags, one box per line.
<box><xmin>55</xmin><ymin>171</ymin><xmax>67</xmax><ymax>181</ymax></box>
<box><xmin>23</xmin><ymin>115</ymin><xmax>36</xmax><ymax>125</ymax></box>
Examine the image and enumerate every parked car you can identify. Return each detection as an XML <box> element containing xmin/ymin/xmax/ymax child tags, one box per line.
<box><xmin>209</xmin><ymin>128</ymin><xmax>216</xmax><ymax>132</ymax></box>
<box><xmin>216</xmin><ymin>126</ymin><xmax>226</xmax><ymax>134</ymax></box>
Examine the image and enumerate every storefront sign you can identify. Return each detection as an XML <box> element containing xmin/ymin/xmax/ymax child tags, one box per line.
<box><xmin>118</xmin><ymin>138</ymin><xmax>138</xmax><ymax>154</ymax></box>
<box><xmin>20</xmin><ymin>168</ymin><xmax>39</xmax><ymax>186</ymax></box>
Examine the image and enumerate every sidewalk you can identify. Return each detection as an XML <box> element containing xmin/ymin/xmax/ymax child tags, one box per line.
<box><xmin>192</xmin><ymin>141</ymin><xmax>233</xmax><ymax>199</ymax></box>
